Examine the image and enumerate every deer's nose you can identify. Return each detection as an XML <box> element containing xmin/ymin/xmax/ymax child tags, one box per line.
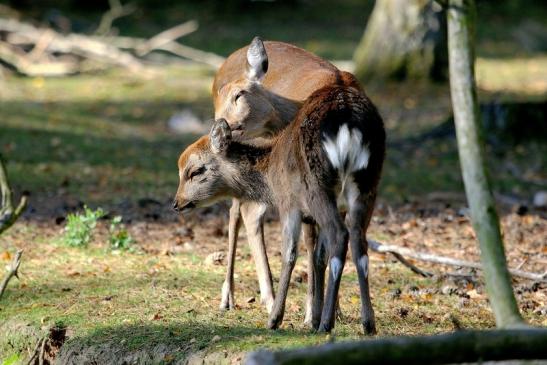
<box><xmin>172</xmin><ymin>200</ymin><xmax>180</xmax><ymax>212</ymax></box>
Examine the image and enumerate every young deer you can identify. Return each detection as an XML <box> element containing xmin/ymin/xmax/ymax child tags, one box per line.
<box><xmin>211</xmin><ymin>38</ymin><xmax>359</xmax><ymax>322</ymax></box>
<box><xmin>174</xmin><ymin>83</ymin><xmax>385</xmax><ymax>333</ymax></box>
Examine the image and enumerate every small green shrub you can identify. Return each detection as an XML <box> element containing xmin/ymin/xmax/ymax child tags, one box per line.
<box><xmin>63</xmin><ymin>206</ymin><xmax>105</xmax><ymax>247</ymax></box>
<box><xmin>109</xmin><ymin>216</ymin><xmax>134</xmax><ymax>251</ymax></box>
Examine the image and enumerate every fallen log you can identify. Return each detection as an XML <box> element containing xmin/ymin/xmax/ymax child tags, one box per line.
<box><xmin>0</xmin><ymin>17</ymin><xmax>144</xmax><ymax>73</ymax></box>
<box><xmin>0</xmin><ymin>40</ymin><xmax>78</xmax><ymax>76</ymax></box>
<box><xmin>245</xmin><ymin>328</ymin><xmax>547</xmax><ymax>365</ymax></box>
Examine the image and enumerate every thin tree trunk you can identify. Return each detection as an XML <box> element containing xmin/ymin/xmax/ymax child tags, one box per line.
<box><xmin>447</xmin><ymin>0</ymin><xmax>524</xmax><ymax>328</ymax></box>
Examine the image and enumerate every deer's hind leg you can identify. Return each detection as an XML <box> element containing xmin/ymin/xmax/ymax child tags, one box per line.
<box><xmin>346</xmin><ymin>183</ymin><xmax>377</xmax><ymax>335</ymax></box>
<box><xmin>307</xmin><ymin>191</ymin><xmax>349</xmax><ymax>333</ymax></box>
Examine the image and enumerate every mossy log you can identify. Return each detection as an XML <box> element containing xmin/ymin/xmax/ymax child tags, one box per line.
<box><xmin>246</xmin><ymin>329</ymin><xmax>547</xmax><ymax>365</ymax></box>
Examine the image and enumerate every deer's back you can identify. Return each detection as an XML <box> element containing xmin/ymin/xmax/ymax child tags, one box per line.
<box><xmin>271</xmin><ymin>85</ymin><xmax>385</xmax><ymax>197</ymax></box>
<box><xmin>213</xmin><ymin>41</ymin><xmax>355</xmax><ymax>103</ymax></box>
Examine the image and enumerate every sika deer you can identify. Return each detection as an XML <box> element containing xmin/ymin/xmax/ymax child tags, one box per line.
<box><xmin>174</xmin><ymin>84</ymin><xmax>385</xmax><ymax>333</ymax></box>
<box><xmin>212</xmin><ymin>38</ymin><xmax>359</xmax><ymax>322</ymax></box>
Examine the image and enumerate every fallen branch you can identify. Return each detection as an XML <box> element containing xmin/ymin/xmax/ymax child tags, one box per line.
<box><xmin>0</xmin><ymin>249</ymin><xmax>23</xmax><ymax>300</ymax></box>
<box><xmin>95</xmin><ymin>0</ymin><xmax>137</xmax><ymax>36</ymax></box>
<box><xmin>369</xmin><ymin>240</ymin><xmax>547</xmax><ymax>282</ymax></box>
<box><xmin>0</xmin><ymin>40</ymin><xmax>78</xmax><ymax>76</ymax></box>
<box><xmin>136</xmin><ymin>20</ymin><xmax>198</xmax><ymax>56</ymax></box>
<box><xmin>157</xmin><ymin>41</ymin><xmax>225</xmax><ymax>68</ymax></box>
<box><xmin>245</xmin><ymin>328</ymin><xmax>547</xmax><ymax>365</ymax></box>
<box><xmin>0</xmin><ymin>18</ymin><xmax>144</xmax><ymax>73</ymax></box>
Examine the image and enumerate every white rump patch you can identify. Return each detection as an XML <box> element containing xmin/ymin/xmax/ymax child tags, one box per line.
<box><xmin>323</xmin><ymin>124</ymin><xmax>370</xmax><ymax>173</ymax></box>
<box><xmin>323</xmin><ymin>124</ymin><xmax>370</xmax><ymax>205</ymax></box>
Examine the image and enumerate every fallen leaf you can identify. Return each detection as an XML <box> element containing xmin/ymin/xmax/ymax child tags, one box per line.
<box><xmin>0</xmin><ymin>251</ymin><xmax>11</xmax><ymax>261</ymax></box>
<box><xmin>205</xmin><ymin>251</ymin><xmax>225</xmax><ymax>266</ymax></box>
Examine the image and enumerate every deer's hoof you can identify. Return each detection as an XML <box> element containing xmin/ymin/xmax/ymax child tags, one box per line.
<box><xmin>267</xmin><ymin>315</ymin><xmax>282</xmax><ymax>330</ymax></box>
<box><xmin>318</xmin><ymin>321</ymin><xmax>333</xmax><ymax>333</ymax></box>
<box><xmin>362</xmin><ymin>320</ymin><xmax>377</xmax><ymax>335</ymax></box>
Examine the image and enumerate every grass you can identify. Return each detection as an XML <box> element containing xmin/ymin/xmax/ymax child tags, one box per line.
<box><xmin>0</xmin><ymin>224</ymin><xmax>496</xmax><ymax>362</ymax></box>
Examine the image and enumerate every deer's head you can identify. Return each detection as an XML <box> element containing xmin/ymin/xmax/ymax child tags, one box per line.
<box><xmin>173</xmin><ymin>120</ymin><xmax>238</xmax><ymax>213</ymax></box>
<box><xmin>213</xmin><ymin>37</ymin><xmax>280</xmax><ymax>138</ymax></box>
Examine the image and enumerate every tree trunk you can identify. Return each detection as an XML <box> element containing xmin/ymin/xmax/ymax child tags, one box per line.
<box><xmin>353</xmin><ymin>0</ymin><xmax>447</xmax><ymax>83</ymax></box>
<box><xmin>447</xmin><ymin>0</ymin><xmax>524</xmax><ymax>328</ymax></box>
<box><xmin>245</xmin><ymin>329</ymin><xmax>547</xmax><ymax>365</ymax></box>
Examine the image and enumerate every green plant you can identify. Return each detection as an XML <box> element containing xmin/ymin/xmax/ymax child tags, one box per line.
<box><xmin>109</xmin><ymin>216</ymin><xmax>134</xmax><ymax>251</ymax></box>
<box><xmin>63</xmin><ymin>206</ymin><xmax>105</xmax><ymax>247</ymax></box>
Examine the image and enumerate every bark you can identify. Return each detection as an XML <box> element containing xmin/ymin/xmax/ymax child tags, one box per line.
<box><xmin>353</xmin><ymin>0</ymin><xmax>447</xmax><ymax>82</ymax></box>
<box><xmin>447</xmin><ymin>0</ymin><xmax>524</xmax><ymax>327</ymax></box>
<box><xmin>245</xmin><ymin>329</ymin><xmax>547</xmax><ymax>365</ymax></box>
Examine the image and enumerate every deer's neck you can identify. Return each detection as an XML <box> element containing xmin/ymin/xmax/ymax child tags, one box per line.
<box><xmin>224</xmin><ymin>141</ymin><xmax>274</xmax><ymax>204</ymax></box>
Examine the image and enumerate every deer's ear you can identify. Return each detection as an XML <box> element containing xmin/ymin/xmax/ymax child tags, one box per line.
<box><xmin>245</xmin><ymin>36</ymin><xmax>268</xmax><ymax>82</ymax></box>
<box><xmin>210</xmin><ymin>119</ymin><xmax>232</xmax><ymax>155</ymax></box>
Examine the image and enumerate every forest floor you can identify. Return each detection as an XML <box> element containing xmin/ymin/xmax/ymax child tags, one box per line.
<box><xmin>1</xmin><ymin>1</ymin><xmax>547</xmax><ymax>363</ymax></box>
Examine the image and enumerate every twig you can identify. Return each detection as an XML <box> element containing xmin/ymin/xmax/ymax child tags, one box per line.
<box><xmin>369</xmin><ymin>240</ymin><xmax>547</xmax><ymax>282</ymax></box>
<box><xmin>388</xmin><ymin>251</ymin><xmax>433</xmax><ymax>277</ymax></box>
<box><xmin>0</xmin><ymin>249</ymin><xmax>23</xmax><ymax>300</ymax></box>
<box><xmin>38</xmin><ymin>336</ymin><xmax>47</xmax><ymax>365</ymax></box>
<box><xmin>136</xmin><ymin>20</ymin><xmax>198</xmax><ymax>56</ymax></box>
<box><xmin>25</xmin><ymin>336</ymin><xmax>42</xmax><ymax>365</ymax></box>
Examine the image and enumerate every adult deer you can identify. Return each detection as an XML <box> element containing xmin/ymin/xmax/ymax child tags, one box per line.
<box><xmin>174</xmin><ymin>83</ymin><xmax>385</xmax><ymax>333</ymax></box>
<box><xmin>211</xmin><ymin>38</ymin><xmax>359</xmax><ymax>323</ymax></box>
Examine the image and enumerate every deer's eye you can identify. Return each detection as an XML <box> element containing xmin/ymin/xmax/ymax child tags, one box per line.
<box><xmin>234</xmin><ymin>90</ymin><xmax>246</xmax><ymax>102</ymax></box>
<box><xmin>189</xmin><ymin>166</ymin><xmax>206</xmax><ymax>179</ymax></box>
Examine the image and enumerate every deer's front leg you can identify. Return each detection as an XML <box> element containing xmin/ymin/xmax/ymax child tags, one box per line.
<box><xmin>302</xmin><ymin>222</ymin><xmax>317</xmax><ymax>327</ymax></box>
<box><xmin>220</xmin><ymin>199</ymin><xmax>242</xmax><ymax>311</ymax></box>
<box><xmin>268</xmin><ymin>210</ymin><xmax>301</xmax><ymax>329</ymax></box>
<box><xmin>240</xmin><ymin>202</ymin><xmax>274</xmax><ymax>314</ymax></box>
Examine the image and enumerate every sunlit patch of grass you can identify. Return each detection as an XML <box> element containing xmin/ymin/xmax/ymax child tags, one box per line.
<box><xmin>477</xmin><ymin>56</ymin><xmax>547</xmax><ymax>97</ymax></box>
